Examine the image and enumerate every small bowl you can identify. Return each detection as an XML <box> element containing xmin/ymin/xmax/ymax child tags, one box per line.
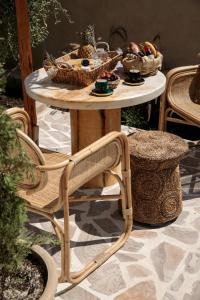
<box><xmin>108</xmin><ymin>75</ymin><xmax>120</xmax><ymax>89</ymax></box>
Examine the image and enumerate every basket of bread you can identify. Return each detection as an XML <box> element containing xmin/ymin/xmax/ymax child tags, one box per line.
<box><xmin>43</xmin><ymin>25</ymin><xmax>121</xmax><ymax>87</ymax></box>
<box><xmin>122</xmin><ymin>41</ymin><xmax>163</xmax><ymax>76</ymax></box>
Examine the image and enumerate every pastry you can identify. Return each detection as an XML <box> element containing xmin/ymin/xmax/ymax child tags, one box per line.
<box><xmin>129</xmin><ymin>42</ymin><xmax>140</xmax><ymax>54</ymax></box>
<box><xmin>144</xmin><ymin>41</ymin><xmax>158</xmax><ymax>57</ymax></box>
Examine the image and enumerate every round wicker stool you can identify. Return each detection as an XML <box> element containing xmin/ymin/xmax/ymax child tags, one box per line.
<box><xmin>128</xmin><ymin>131</ymin><xmax>188</xmax><ymax>224</ymax></box>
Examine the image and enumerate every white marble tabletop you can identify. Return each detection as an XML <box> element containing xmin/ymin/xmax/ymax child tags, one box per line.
<box><xmin>25</xmin><ymin>66</ymin><xmax>166</xmax><ymax>110</ymax></box>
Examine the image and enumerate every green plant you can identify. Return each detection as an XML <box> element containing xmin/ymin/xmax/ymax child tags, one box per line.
<box><xmin>0</xmin><ymin>0</ymin><xmax>72</xmax><ymax>64</ymax></box>
<box><xmin>0</xmin><ymin>107</ymin><xmax>57</xmax><ymax>277</ymax></box>
<box><xmin>122</xmin><ymin>106</ymin><xmax>149</xmax><ymax>129</ymax></box>
<box><xmin>0</xmin><ymin>63</ymin><xmax>6</xmax><ymax>94</ymax></box>
<box><xmin>0</xmin><ymin>107</ymin><xmax>33</xmax><ymax>276</ymax></box>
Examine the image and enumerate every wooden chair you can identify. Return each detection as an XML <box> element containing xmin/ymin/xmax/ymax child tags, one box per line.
<box><xmin>6</xmin><ymin>107</ymin><xmax>133</xmax><ymax>284</ymax></box>
<box><xmin>159</xmin><ymin>65</ymin><xmax>200</xmax><ymax>135</ymax></box>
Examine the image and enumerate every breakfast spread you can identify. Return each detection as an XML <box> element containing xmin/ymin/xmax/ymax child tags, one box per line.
<box><xmin>44</xmin><ymin>30</ymin><xmax>162</xmax><ymax>90</ymax></box>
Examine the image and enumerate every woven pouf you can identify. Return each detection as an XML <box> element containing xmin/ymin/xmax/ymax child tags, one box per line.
<box><xmin>128</xmin><ymin>131</ymin><xmax>188</xmax><ymax>224</ymax></box>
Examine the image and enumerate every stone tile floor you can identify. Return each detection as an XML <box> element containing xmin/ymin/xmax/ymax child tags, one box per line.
<box><xmin>30</xmin><ymin>103</ymin><xmax>200</xmax><ymax>300</ymax></box>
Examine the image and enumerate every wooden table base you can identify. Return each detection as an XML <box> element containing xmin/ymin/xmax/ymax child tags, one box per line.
<box><xmin>70</xmin><ymin>109</ymin><xmax>121</xmax><ymax>187</ymax></box>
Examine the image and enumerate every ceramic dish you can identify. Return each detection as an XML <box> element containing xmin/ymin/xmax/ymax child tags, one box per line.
<box><xmin>91</xmin><ymin>88</ymin><xmax>113</xmax><ymax>97</ymax></box>
<box><xmin>123</xmin><ymin>78</ymin><xmax>145</xmax><ymax>86</ymax></box>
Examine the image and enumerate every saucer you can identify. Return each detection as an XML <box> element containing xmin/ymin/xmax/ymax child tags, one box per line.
<box><xmin>123</xmin><ymin>78</ymin><xmax>145</xmax><ymax>86</ymax></box>
<box><xmin>91</xmin><ymin>88</ymin><xmax>113</xmax><ymax>97</ymax></box>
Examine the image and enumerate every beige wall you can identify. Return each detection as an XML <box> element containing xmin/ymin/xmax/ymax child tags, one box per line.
<box><xmin>33</xmin><ymin>0</ymin><xmax>200</xmax><ymax>70</ymax></box>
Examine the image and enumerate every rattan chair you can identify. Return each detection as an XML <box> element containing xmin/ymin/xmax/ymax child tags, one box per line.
<box><xmin>159</xmin><ymin>65</ymin><xmax>200</xmax><ymax>135</ymax></box>
<box><xmin>6</xmin><ymin>107</ymin><xmax>133</xmax><ymax>284</ymax></box>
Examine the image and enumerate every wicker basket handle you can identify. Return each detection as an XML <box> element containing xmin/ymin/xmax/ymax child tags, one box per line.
<box><xmin>96</xmin><ymin>42</ymin><xmax>110</xmax><ymax>52</ymax></box>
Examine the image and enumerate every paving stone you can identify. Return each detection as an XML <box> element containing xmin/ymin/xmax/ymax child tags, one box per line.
<box><xmin>131</xmin><ymin>230</ymin><xmax>157</xmax><ymax>239</ymax></box>
<box><xmin>72</xmin><ymin>238</ymin><xmax>108</xmax><ymax>264</ymax></box>
<box><xmin>44</xmin><ymin>111</ymin><xmax>67</xmax><ymax>123</ymax></box>
<box><xmin>114</xmin><ymin>280</ymin><xmax>157</xmax><ymax>300</ymax></box>
<box><xmin>94</xmin><ymin>218</ymin><xmax>120</xmax><ymax>234</ymax></box>
<box><xmin>116</xmin><ymin>252</ymin><xmax>145</xmax><ymax>262</ymax></box>
<box><xmin>53</xmin><ymin>249</ymin><xmax>61</xmax><ymax>265</ymax></box>
<box><xmin>39</xmin><ymin>130</ymin><xmax>51</xmax><ymax>139</ymax></box>
<box><xmin>38</xmin><ymin>120</ymin><xmax>51</xmax><ymax>130</ymax></box>
<box><xmin>194</xmin><ymin>207</ymin><xmax>200</xmax><ymax>214</ymax></box>
<box><xmin>69</xmin><ymin>208</ymin><xmax>84</xmax><ymax>222</ymax></box>
<box><xmin>87</xmin><ymin>201</ymin><xmax>111</xmax><ymax>217</ymax></box>
<box><xmin>39</xmin><ymin>220</ymin><xmax>56</xmax><ymax>233</ymax></box>
<box><xmin>74</xmin><ymin>223</ymin><xmax>107</xmax><ymax>265</ymax></box>
<box><xmin>127</xmin><ymin>264</ymin><xmax>152</xmax><ymax>278</ymax></box>
<box><xmin>88</xmin><ymin>262</ymin><xmax>126</xmax><ymax>295</ymax></box>
<box><xmin>69</xmin><ymin>222</ymin><xmax>77</xmax><ymax>239</ymax></box>
<box><xmin>163</xmin><ymin>226</ymin><xmax>199</xmax><ymax>244</ymax></box>
<box><xmin>174</xmin><ymin>211</ymin><xmax>190</xmax><ymax>225</ymax></box>
<box><xmin>47</xmin><ymin>130</ymin><xmax>68</xmax><ymax>141</ymax></box>
<box><xmin>81</xmin><ymin>223</ymin><xmax>100</xmax><ymax>237</ymax></box>
<box><xmin>151</xmin><ymin>242</ymin><xmax>185</xmax><ymax>282</ymax></box>
<box><xmin>60</xmin><ymin>286</ymin><xmax>101</xmax><ymax>300</ymax></box>
<box><xmin>192</xmin><ymin>216</ymin><xmax>200</xmax><ymax>230</ymax></box>
<box><xmin>162</xmin><ymin>293</ymin><xmax>176</xmax><ymax>300</ymax></box>
<box><xmin>184</xmin><ymin>199</ymin><xmax>200</xmax><ymax>207</ymax></box>
<box><xmin>183</xmin><ymin>281</ymin><xmax>200</xmax><ymax>300</ymax></box>
<box><xmin>170</xmin><ymin>274</ymin><xmax>184</xmax><ymax>291</ymax></box>
<box><xmin>121</xmin><ymin>238</ymin><xmax>144</xmax><ymax>252</ymax></box>
<box><xmin>185</xmin><ymin>252</ymin><xmax>200</xmax><ymax>273</ymax></box>
<box><xmin>51</xmin><ymin>123</ymin><xmax>68</xmax><ymax>131</ymax></box>
<box><xmin>111</xmin><ymin>208</ymin><xmax>123</xmax><ymax>220</ymax></box>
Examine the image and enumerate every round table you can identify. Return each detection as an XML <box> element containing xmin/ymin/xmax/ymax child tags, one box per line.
<box><xmin>25</xmin><ymin>67</ymin><xmax>166</xmax><ymax>187</ymax></box>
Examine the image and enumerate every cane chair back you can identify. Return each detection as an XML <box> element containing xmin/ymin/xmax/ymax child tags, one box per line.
<box><xmin>159</xmin><ymin>65</ymin><xmax>200</xmax><ymax>131</ymax></box>
<box><xmin>6</xmin><ymin>107</ymin><xmax>31</xmax><ymax>135</ymax></box>
<box><xmin>67</xmin><ymin>138</ymin><xmax>121</xmax><ymax>195</ymax></box>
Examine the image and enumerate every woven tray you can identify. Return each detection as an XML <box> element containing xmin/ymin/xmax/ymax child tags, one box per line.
<box><xmin>122</xmin><ymin>52</ymin><xmax>163</xmax><ymax>76</ymax></box>
<box><xmin>44</xmin><ymin>49</ymin><xmax>121</xmax><ymax>87</ymax></box>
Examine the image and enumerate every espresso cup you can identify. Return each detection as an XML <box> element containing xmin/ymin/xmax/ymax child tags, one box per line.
<box><xmin>95</xmin><ymin>79</ymin><xmax>109</xmax><ymax>93</ymax></box>
<box><xmin>128</xmin><ymin>69</ymin><xmax>142</xmax><ymax>82</ymax></box>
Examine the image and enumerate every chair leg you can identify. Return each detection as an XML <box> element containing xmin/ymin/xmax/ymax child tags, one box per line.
<box><xmin>28</xmin><ymin>163</ymin><xmax>133</xmax><ymax>284</ymax></box>
<box><xmin>61</xmin><ymin>172</ymin><xmax>133</xmax><ymax>284</ymax></box>
<box><xmin>28</xmin><ymin>207</ymin><xmax>66</xmax><ymax>282</ymax></box>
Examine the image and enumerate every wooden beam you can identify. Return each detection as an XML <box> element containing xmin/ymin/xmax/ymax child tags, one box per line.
<box><xmin>15</xmin><ymin>0</ymin><xmax>37</xmax><ymax>140</ymax></box>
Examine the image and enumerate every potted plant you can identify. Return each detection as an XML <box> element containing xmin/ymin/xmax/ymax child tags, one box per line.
<box><xmin>0</xmin><ymin>107</ymin><xmax>58</xmax><ymax>300</ymax></box>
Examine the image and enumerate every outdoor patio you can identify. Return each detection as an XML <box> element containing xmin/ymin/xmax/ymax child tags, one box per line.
<box><xmin>27</xmin><ymin>103</ymin><xmax>200</xmax><ymax>300</ymax></box>
<box><xmin>1</xmin><ymin>2</ymin><xmax>200</xmax><ymax>299</ymax></box>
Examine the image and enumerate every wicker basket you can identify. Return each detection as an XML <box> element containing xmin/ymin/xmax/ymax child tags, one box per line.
<box><xmin>44</xmin><ymin>49</ymin><xmax>121</xmax><ymax>87</ymax></box>
<box><xmin>128</xmin><ymin>131</ymin><xmax>188</xmax><ymax>224</ymax></box>
<box><xmin>122</xmin><ymin>52</ymin><xmax>163</xmax><ymax>76</ymax></box>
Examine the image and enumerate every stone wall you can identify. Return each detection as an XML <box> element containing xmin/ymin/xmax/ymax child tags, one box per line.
<box><xmin>33</xmin><ymin>0</ymin><xmax>200</xmax><ymax>70</ymax></box>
